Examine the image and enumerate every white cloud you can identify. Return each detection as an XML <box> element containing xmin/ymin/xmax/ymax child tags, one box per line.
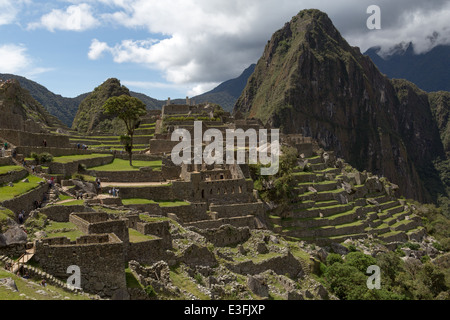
<box><xmin>67</xmin><ymin>0</ymin><xmax>450</xmax><ymax>96</ymax></box>
<box><xmin>0</xmin><ymin>44</ymin><xmax>52</xmax><ymax>77</ymax></box>
<box><xmin>88</xmin><ymin>38</ymin><xmax>110</xmax><ymax>60</ymax></box>
<box><xmin>345</xmin><ymin>1</ymin><xmax>450</xmax><ymax>55</ymax></box>
<box><xmin>0</xmin><ymin>0</ymin><xmax>29</xmax><ymax>25</ymax></box>
<box><xmin>0</xmin><ymin>44</ymin><xmax>31</xmax><ymax>73</ymax></box>
<box><xmin>28</xmin><ymin>3</ymin><xmax>99</xmax><ymax>32</ymax></box>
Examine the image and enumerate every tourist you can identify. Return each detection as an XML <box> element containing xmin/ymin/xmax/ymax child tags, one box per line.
<box><xmin>18</xmin><ymin>210</ymin><xmax>24</xmax><ymax>224</ymax></box>
<box><xmin>40</xmin><ymin>279</ymin><xmax>47</xmax><ymax>287</ymax></box>
<box><xmin>1</xmin><ymin>146</ymin><xmax>4</xmax><ymax>157</ymax></box>
<box><xmin>12</xmin><ymin>148</ymin><xmax>16</xmax><ymax>158</ymax></box>
<box><xmin>31</xmin><ymin>165</ymin><xmax>35</xmax><ymax>173</ymax></box>
<box><xmin>4</xmin><ymin>142</ymin><xmax>8</xmax><ymax>150</ymax></box>
<box><xmin>43</xmin><ymin>140</ymin><xmax>47</xmax><ymax>147</ymax></box>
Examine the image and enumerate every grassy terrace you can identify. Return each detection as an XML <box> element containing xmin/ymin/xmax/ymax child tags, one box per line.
<box><xmin>90</xmin><ymin>159</ymin><xmax>162</xmax><ymax>171</ymax></box>
<box><xmin>129</xmin><ymin>228</ymin><xmax>157</xmax><ymax>243</ymax></box>
<box><xmin>52</xmin><ymin>199</ymin><xmax>84</xmax><ymax>206</ymax></box>
<box><xmin>0</xmin><ymin>165</ymin><xmax>24</xmax><ymax>175</ymax></box>
<box><xmin>122</xmin><ymin>198</ymin><xmax>190</xmax><ymax>207</ymax></box>
<box><xmin>52</xmin><ymin>154</ymin><xmax>111</xmax><ymax>164</ymax></box>
<box><xmin>0</xmin><ymin>175</ymin><xmax>44</xmax><ymax>202</ymax></box>
<box><xmin>43</xmin><ymin>221</ymin><xmax>84</xmax><ymax>241</ymax></box>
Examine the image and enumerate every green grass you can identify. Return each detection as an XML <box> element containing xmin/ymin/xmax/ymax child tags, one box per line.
<box><xmin>42</xmin><ymin>221</ymin><xmax>83</xmax><ymax>241</ymax></box>
<box><xmin>0</xmin><ymin>207</ymin><xmax>14</xmax><ymax>226</ymax></box>
<box><xmin>128</xmin><ymin>228</ymin><xmax>157</xmax><ymax>243</ymax></box>
<box><xmin>122</xmin><ymin>198</ymin><xmax>190</xmax><ymax>207</ymax></box>
<box><xmin>125</xmin><ymin>268</ymin><xmax>142</xmax><ymax>289</ymax></box>
<box><xmin>89</xmin><ymin>159</ymin><xmax>162</xmax><ymax>172</ymax></box>
<box><xmin>52</xmin><ymin>200</ymin><xmax>84</xmax><ymax>206</ymax></box>
<box><xmin>0</xmin><ymin>270</ymin><xmax>90</xmax><ymax>300</ymax></box>
<box><xmin>0</xmin><ymin>166</ymin><xmax>24</xmax><ymax>175</ymax></box>
<box><xmin>52</xmin><ymin>154</ymin><xmax>111</xmax><ymax>164</ymax></box>
<box><xmin>58</xmin><ymin>194</ymin><xmax>73</xmax><ymax>201</ymax></box>
<box><xmin>139</xmin><ymin>214</ymin><xmax>169</xmax><ymax>223</ymax></box>
<box><xmin>0</xmin><ymin>175</ymin><xmax>44</xmax><ymax>202</ymax></box>
<box><xmin>169</xmin><ymin>267</ymin><xmax>210</xmax><ymax>300</ymax></box>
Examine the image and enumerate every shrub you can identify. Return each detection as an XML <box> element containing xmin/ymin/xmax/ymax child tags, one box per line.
<box><xmin>345</xmin><ymin>252</ymin><xmax>377</xmax><ymax>274</ymax></box>
<box><xmin>144</xmin><ymin>285</ymin><xmax>156</xmax><ymax>297</ymax></box>
<box><xmin>326</xmin><ymin>253</ymin><xmax>344</xmax><ymax>266</ymax></box>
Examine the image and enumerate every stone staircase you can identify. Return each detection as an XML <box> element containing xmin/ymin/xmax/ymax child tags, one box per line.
<box><xmin>0</xmin><ymin>254</ymin><xmax>83</xmax><ymax>294</ymax></box>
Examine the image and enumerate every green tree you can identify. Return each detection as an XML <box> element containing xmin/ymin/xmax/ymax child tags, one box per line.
<box><xmin>324</xmin><ymin>263</ymin><xmax>367</xmax><ymax>300</ymax></box>
<box><xmin>345</xmin><ymin>252</ymin><xmax>377</xmax><ymax>274</ymax></box>
<box><xmin>103</xmin><ymin>95</ymin><xmax>146</xmax><ymax>166</ymax></box>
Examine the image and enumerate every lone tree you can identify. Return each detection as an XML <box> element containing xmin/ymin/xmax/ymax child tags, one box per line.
<box><xmin>103</xmin><ymin>95</ymin><xmax>147</xmax><ymax>166</ymax></box>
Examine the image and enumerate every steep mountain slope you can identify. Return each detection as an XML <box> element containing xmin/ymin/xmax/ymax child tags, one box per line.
<box><xmin>71</xmin><ymin>78</ymin><xmax>131</xmax><ymax>134</ymax></box>
<box><xmin>234</xmin><ymin>9</ymin><xmax>446</xmax><ymax>202</ymax></box>
<box><xmin>0</xmin><ymin>74</ymin><xmax>87</xmax><ymax>128</ymax></box>
<box><xmin>365</xmin><ymin>44</ymin><xmax>450</xmax><ymax>93</ymax></box>
<box><xmin>429</xmin><ymin>91</ymin><xmax>450</xmax><ymax>155</ymax></box>
<box><xmin>192</xmin><ymin>64</ymin><xmax>256</xmax><ymax>111</ymax></box>
<box><xmin>0</xmin><ymin>79</ymin><xmax>66</xmax><ymax>131</ymax></box>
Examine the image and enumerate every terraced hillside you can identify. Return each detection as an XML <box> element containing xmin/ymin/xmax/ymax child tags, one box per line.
<box><xmin>269</xmin><ymin>152</ymin><xmax>425</xmax><ymax>245</ymax></box>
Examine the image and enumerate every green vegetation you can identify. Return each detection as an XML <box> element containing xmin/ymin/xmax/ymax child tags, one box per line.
<box><xmin>250</xmin><ymin>145</ymin><xmax>298</xmax><ymax>204</ymax></box>
<box><xmin>0</xmin><ymin>270</ymin><xmax>89</xmax><ymax>300</ymax></box>
<box><xmin>169</xmin><ymin>266</ymin><xmax>210</xmax><ymax>300</ymax></box>
<box><xmin>30</xmin><ymin>152</ymin><xmax>53</xmax><ymax>165</ymax></box>
<box><xmin>0</xmin><ymin>207</ymin><xmax>14</xmax><ymax>231</ymax></box>
<box><xmin>90</xmin><ymin>159</ymin><xmax>162</xmax><ymax>172</ymax></box>
<box><xmin>43</xmin><ymin>221</ymin><xmax>84</xmax><ymax>241</ymax></box>
<box><xmin>128</xmin><ymin>228</ymin><xmax>156</xmax><ymax>243</ymax></box>
<box><xmin>125</xmin><ymin>267</ymin><xmax>142</xmax><ymax>289</ymax></box>
<box><xmin>122</xmin><ymin>199</ymin><xmax>190</xmax><ymax>207</ymax></box>
<box><xmin>319</xmin><ymin>250</ymin><xmax>450</xmax><ymax>300</ymax></box>
<box><xmin>103</xmin><ymin>94</ymin><xmax>147</xmax><ymax>166</ymax></box>
<box><xmin>412</xmin><ymin>201</ymin><xmax>450</xmax><ymax>251</ymax></box>
<box><xmin>52</xmin><ymin>154</ymin><xmax>111</xmax><ymax>164</ymax></box>
<box><xmin>0</xmin><ymin>166</ymin><xmax>24</xmax><ymax>175</ymax></box>
<box><xmin>0</xmin><ymin>175</ymin><xmax>44</xmax><ymax>202</ymax></box>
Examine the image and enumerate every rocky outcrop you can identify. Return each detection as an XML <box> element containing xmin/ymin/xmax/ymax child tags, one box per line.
<box><xmin>71</xmin><ymin>78</ymin><xmax>130</xmax><ymax>134</ymax></box>
<box><xmin>234</xmin><ymin>9</ymin><xmax>445</xmax><ymax>202</ymax></box>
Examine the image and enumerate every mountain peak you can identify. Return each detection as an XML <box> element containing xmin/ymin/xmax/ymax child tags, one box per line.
<box><xmin>234</xmin><ymin>9</ymin><xmax>445</xmax><ymax>202</ymax></box>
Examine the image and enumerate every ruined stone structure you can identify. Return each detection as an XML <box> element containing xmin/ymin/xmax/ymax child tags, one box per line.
<box><xmin>34</xmin><ymin>234</ymin><xmax>127</xmax><ymax>299</ymax></box>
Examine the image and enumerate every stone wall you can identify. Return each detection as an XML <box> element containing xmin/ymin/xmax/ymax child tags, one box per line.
<box><xmin>127</xmin><ymin>238</ymin><xmax>167</xmax><ymax>265</ymax></box>
<box><xmin>225</xmin><ymin>252</ymin><xmax>304</xmax><ymax>278</ymax></box>
<box><xmin>0</xmin><ymin>157</ymin><xmax>13</xmax><ymax>166</ymax></box>
<box><xmin>0</xmin><ymin>242</ymin><xmax>27</xmax><ymax>257</ymax></box>
<box><xmin>0</xmin><ymin>182</ymin><xmax>49</xmax><ymax>214</ymax></box>
<box><xmin>192</xmin><ymin>225</ymin><xmax>251</xmax><ymax>247</ymax></box>
<box><xmin>123</xmin><ymin>203</ymin><xmax>163</xmax><ymax>216</ymax></box>
<box><xmin>0</xmin><ymin>129</ymin><xmax>70</xmax><ymax>148</ymax></box>
<box><xmin>0</xmin><ymin>168</ymin><xmax>28</xmax><ymax>185</ymax></box>
<box><xmin>185</xmin><ymin>215</ymin><xmax>256</xmax><ymax>230</ymax></box>
<box><xmin>69</xmin><ymin>212</ymin><xmax>129</xmax><ymax>246</ymax></box>
<box><xmin>160</xmin><ymin>203</ymin><xmax>208</xmax><ymax>223</ymax></box>
<box><xmin>17</xmin><ymin>147</ymin><xmax>92</xmax><ymax>158</ymax></box>
<box><xmin>136</xmin><ymin>220</ymin><xmax>172</xmax><ymax>249</ymax></box>
<box><xmin>40</xmin><ymin>205</ymin><xmax>94</xmax><ymax>222</ymax></box>
<box><xmin>34</xmin><ymin>234</ymin><xmax>127</xmax><ymax>299</ymax></box>
<box><xmin>210</xmin><ymin>202</ymin><xmax>264</xmax><ymax>219</ymax></box>
<box><xmin>91</xmin><ymin>169</ymin><xmax>164</xmax><ymax>183</ymax></box>
<box><xmin>119</xmin><ymin>184</ymin><xmax>175</xmax><ymax>201</ymax></box>
<box><xmin>149</xmin><ymin>139</ymin><xmax>180</xmax><ymax>154</ymax></box>
<box><xmin>48</xmin><ymin>155</ymin><xmax>114</xmax><ymax>176</ymax></box>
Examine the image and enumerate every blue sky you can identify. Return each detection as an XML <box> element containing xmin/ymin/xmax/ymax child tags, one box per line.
<box><xmin>1</xmin><ymin>0</ymin><xmax>449</xmax><ymax>100</ymax></box>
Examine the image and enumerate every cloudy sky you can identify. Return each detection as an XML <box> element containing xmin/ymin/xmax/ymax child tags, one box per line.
<box><xmin>0</xmin><ymin>0</ymin><xmax>449</xmax><ymax>99</ymax></box>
